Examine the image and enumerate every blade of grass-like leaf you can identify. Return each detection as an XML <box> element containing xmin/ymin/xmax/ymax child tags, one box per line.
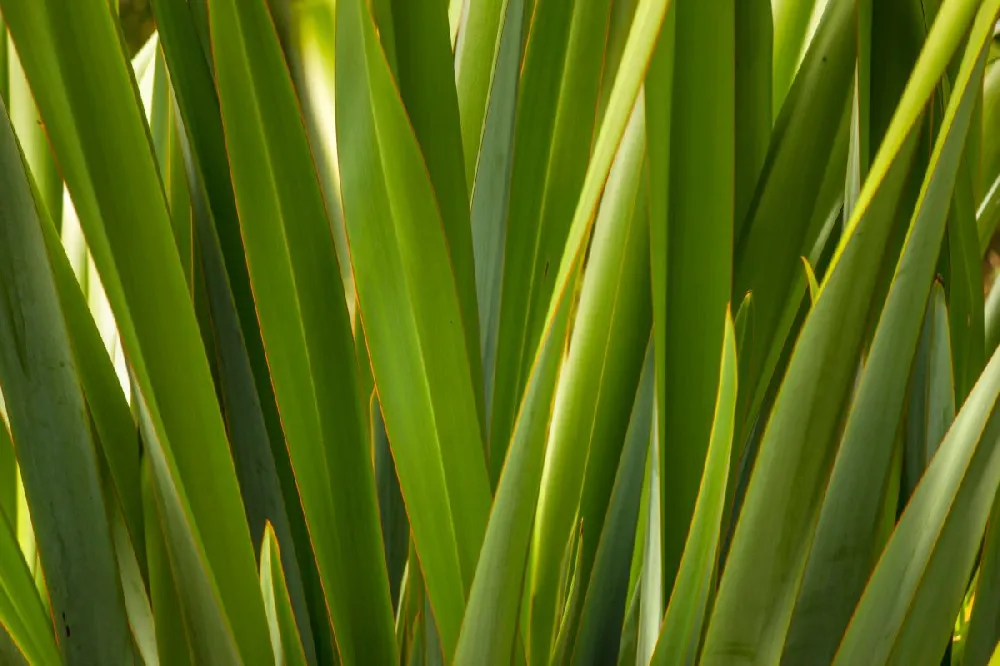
<box><xmin>151</xmin><ymin>2</ymin><xmax>331</xmax><ymax>658</ymax></box>
<box><xmin>487</xmin><ymin>0</ymin><xmax>612</xmax><ymax>482</ymax></box>
<box><xmin>701</xmin><ymin>0</ymin><xmax>984</xmax><ymax>659</ymax></box>
<box><xmin>1</xmin><ymin>1</ymin><xmax>276</xmax><ymax>659</ymax></box>
<box><xmin>550</xmin><ymin>524</ymin><xmax>584</xmax><ymax>666</ymax></box>
<box><xmin>373</xmin><ymin>394</ymin><xmax>409</xmax><ymax>610</ymax></box>
<box><xmin>596</xmin><ymin>0</ymin><xmax>639</xmax><ymax>129</ymax></box>
<box><xmin>389</xmin><ymin>0</ymin><xmax>484</xmax><ymax>430</ymax></box>
<box><xmin>148</xmin><ymin>0</ymin><xmax>289</xmax><ymax>486</ymax></box>
<box><xmin>141</xmin><ymin>457</ymin><xmax>193</xmax><ymax>666</ymax></box>
<box><xmin>294</xmin><ymin>3</ymin><xmax>354</xmax><ymax>324</ymax></box>
<box><xmin>8</xmin><ymin>42</ymin><xmax>61</xmax><ymax>227</ymax></box>
<box><xmin>616</xmin><ymin>580</ymin><xmax>640</xmax><ymax>666</ymax></box>
<box><xmin>458</xmin><ymin>0</ymin><xmax>671</xmax><ymax>656</ymax></box>
<box><xmin>108</xmin><ymin>493</ymin><xmax>156</xmax><ymax>666</ymax></box>
<box><xmin>832</xmin><ymin>335</ymin><xmax>1000</xmax><ymax>663</ymax></box>
<box><xmin>135</xmin><ymin>390</ymin><xmax>244</xmax><ymax>666</ymax></box>
<box><xmin>979</xmin><ymin>173</ymin><xmax>1000</xmax><ymax>255</ymax></box>
<box><xmin>529</xmin><ymin>92</ymin><xmax>648</xmax><ymax>666</ymax></box>
<box><xmin>980</xmin><ymin>61</ymin><xmax>1000</xmax><ymax>197</ymax></box>
<box><xmin>782</xmin><ymin>19</ymin><xmax>991</xmax><ymax>661</ymax></box>
<box><xmin>735</xmin><ymin>0</ymin><xmax>772</xmax><ymax>229</ymax></box>
<box><xmin>472</xmin><ymin>0</ymin><xmax>524</xmax><ymax>426</ymax></box>
<box><xmin>966</xmin><ymin>494</ymin><xmax>1000</xmax><ymax>665</ymax></box>
<box><xmin>181</xmin><ymin>126</ymin><xmax>318</xmax><ymax>665</ymax></box>
<box><xmin>636</xmin><ymin>409</ymin><xmax>662</xmax><ymax>666</ymax></box>
<box><xmin>335</xmin><ymin>0</ymin><xmax>493</xmax><ymax>656</ymax></box>
<box><xmin>901</xmin><ymin>282</ymin><xmax>955</xmax><ymax>503</ymax></box>
<box><xmin>657</xmin><ymin>0</ymin><xmax>734</xmax><ymax>600</ymax></box>
<box><xmin>454</xmin><ymin>0</ymin><xmax>503</xmax><ymax>189</ymax></box>
<box><xmin>35</xmin><ymin>193</ymin><xmax>146</xmax><ymax>584</ymax></box>
<box><xmin>772</xmin><ymin>0</ymin><xmax>824</xmax><ymax>113</ymax></box>
<box><xmin>0</xmin><ymin>410</ymin><xmax>12</xmax><ymax>524</ymax></box>
<box><xmin>209</xmin><ymin>0</ymin><xmax>398</xmax><ymax>663</ymax></box>
<box><xmin>0</xmin><ymin>624</ymin><xmax>28</xmax><ymax>666</ymax></box>
<box><xmin>453</xmin><ymin>281</ymin><xmax>576</xmax><ymax>666</ymax></box>
<box><xmin>645</xmin><ymin>4</ymin><xmax>672</xmax><ymax>563</ymax></box>
<box><xmin>569</xmin><ymin>190</ymin><xmax>652</xmax><ymax>653</ymax></box>
<box><xmin>138</xmin><ymin>44</ymin><xmax>193</xmax><ymax>284</ymax></box>
<box><xmin>949</xmin><ymin>136</ymin><xmax>986</xmax><ymax>405</ymax></box>
<box><xmin>859</xmin><ymin>0</ymin><xmax>933</xmax><ymax>356</ymax></box>
<box><xmin>261</xmin><ymin>523</ymin><xmax>308</xmax><ymax>666</ymax></box>
<box><xmin>733</xmin><ymin>0</ymin><xmax>856</xmax><ymax>433</ymax></box>
<box><xmin>0</xmin><ymin>511</ymin><xmax>59</xmax><ymax>666</ymax></box>
<box><xmin>989</xmin><ymin>272</ymin><xmax>1000</xmax><ymax>361</ymax></box>
<box><xmin>572</xmin><ymin>343</ymin><xmax>655</xmax><ymax>665</ymax></box>
<box><xmin>0</xmin><ymin>17</ymin><xmax>6</xmax><ymax>103</ymax></box>
<box><xmin>652</xmin><ymin>308</ymin><xmax>737</xmax><ymax>666</ymax></box>
<box><xmin>0</xmin><ymin>95</ymin><xmax>131</xmax><ymax>664</ymax></box>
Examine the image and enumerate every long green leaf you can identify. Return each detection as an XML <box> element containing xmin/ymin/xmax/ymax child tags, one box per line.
<box><xmin>389</xmin><ymin>0</ymin><xmax>484</xmax><ymax>428</ymax></box>
<box><xmin>209</xmin><ymin>0</ymin><xmax>397</xmax><ymax>662</ymax></box>
<box><xmin>471</xmin><ymin>0</ymin><xmax>524</xmax><ymax>429</ymax></box>
<box><xmin>636</xmin><ymin>405</ymin><xmax>663</xmax><ymax>666</ymax></box>
<box><xmin>949</xmin><ymin>127</ymin><xmax>986</xmax><ymax>405</ymax></box>
<box><xmin>140</xmin><ymin>456</ymin><xmax>193</xmax><ymax>666</ymax></box>
<box><xmin>733</xmin><ymin>0</ymin><xmax>856</xmax><ymax>434</ymax></box>
<box><xmin>0</xmin><ymin>409</ymin><xmax>12</xmax><ymax>525</ymax></box>
<box><xmin>35</xmin><ymin>182</ymin><xmax>145</xmax><ymax>586</ymax></box>
<box><xmin>150</xmin><ymin>0</ymin><xmax>329</xmax><ymax>658</ymax></box>
<box><xmin>771</xmin><ymin>0</ymin><xmax>825</xmax><ymax>113</ymax></box>
<box><xmin>7</xmin><ymin>41</ymin><xmax>61</xmax><ymax>227</ymax></box>
<box><xmin>657</xmin><ymin>0</ymin><xmax>734</xmax><ymax>599</ymax></box>
<box><xmin>0</xmin><ymin>94</ymin><xmax>131</xmax><ymax>665</ymax></box>
<box><xmin>782</xmin><ymin>13</ymin><xmax>991</xmax><ymax>660</ymax></box>
<box><xmin>701</xmin><ymin>0</ymin><xmax>982</xmax><ymax>659</ymax></box>
<box><xmin>528</xmin><ymin>90</ymin><xmax>649</xmax><ymax>666</ymax></box>
<box><xmin>901</xmin><ymin>282</ymin><xmax>955</xmax><ymax>502</ymax></box>
<box><xmin>452</xmin><ymin>273</ymin><xmax>576</xmax><ymax>666</ymax></box>
<box><xmin>487</xmin><ymin>0</ymin><xmax>612</xmax><ymax>481</ymax></box>
<box><xmin>0</xmin><ymin>1</ymin><xmax>275</xmax><ymax>659</ymax></box>
<box><xmin>571</xmin><ymin>344</ymin><xmax>655</xmax><ymax>666</ymax></box>
<box><xmin>980</xmin><ymin>60</ymin><xmax>1000</xmax><ymax>197</ymax></box>
<box><xmin>833</xmin><ymin>308</ymin><xmax>1000</xmax><ymax>663</ymax></box>
<box><xmin>454</xmin><ymin>0</ymin><xmax>504</xmax><ymax>187</ymax></box>
<box><xmin>181</xmin><ymin>126</ymin><xmax>318</xmax><ymax>666</ymax></box>
<box><xmin>645</xmin><ymin>2</ymin><xmax>673</xmax><ymax>575</ymax></box>
<box><xmin>261</xmin><ymin>523</ymin><xmax>308</xmax><ymax>666</ymax></box>
<box><xmin>735</xmin><ymin>0</ymin><xmax>772</xmax><ymax>229</ymax></box>
<box><xmin>457</xmin><ymin>0</ymin><xmax>672</xmax><ymax>655</ymax></box>
<box><xmin>967</xmin><ymin>491</ymin><xmax>1000</xmax><ymax>666</ymax></box>
<box><xmin>0</xmin><ymin>510</ymin><xmax>59</xmax><ymax>666</ymax></box>
<box><xmin>652</xmin><ymin>307</ymin><xmax>738</xmax><ymax>666</ymax></box>
<box><xmin>335</xmin><ymin>0</ymin><xmax>492</xmax><ymax>656</ymax></box>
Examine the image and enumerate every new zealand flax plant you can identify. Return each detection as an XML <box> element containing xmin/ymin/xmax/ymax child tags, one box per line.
<box><xmin>2</xmin><ymin>0</ymin><xmax>1000</xmax><ymax>664</ymax></box>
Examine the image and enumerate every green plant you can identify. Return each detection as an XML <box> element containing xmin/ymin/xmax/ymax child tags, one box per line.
<box><xmin>1</xmin><ymin>0</ymin><xmax>1000</xmax><ymax>664</ymax></box>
